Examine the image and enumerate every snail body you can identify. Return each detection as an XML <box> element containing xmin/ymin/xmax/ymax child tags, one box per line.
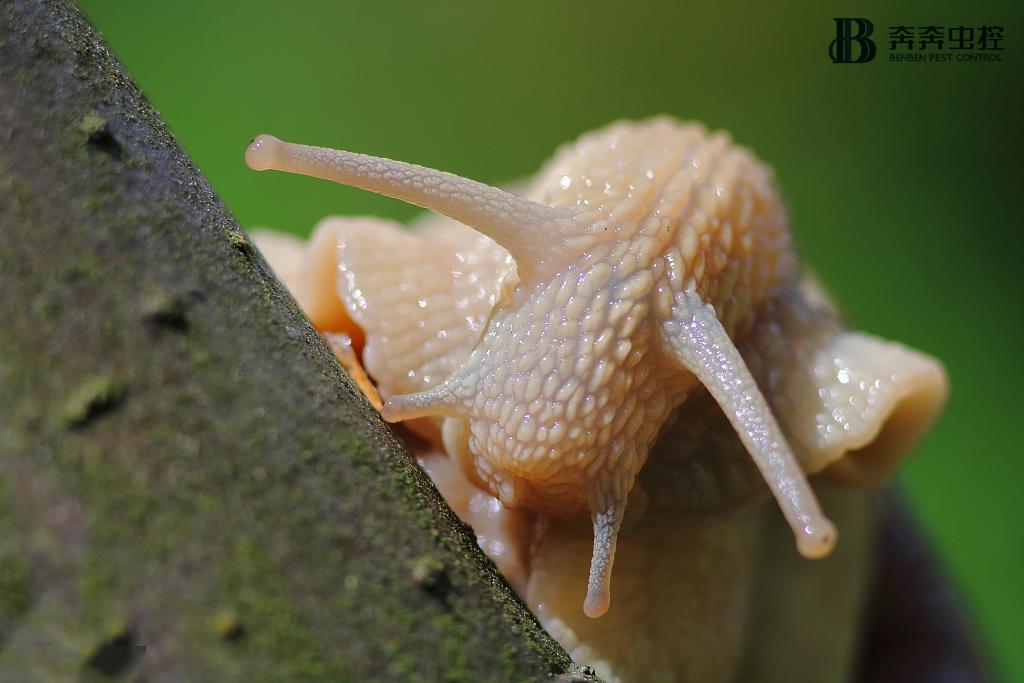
<box><xmin>246</xmin><ymin>118</ymin><xmax>946</xmax><ymax>631</ymax></box>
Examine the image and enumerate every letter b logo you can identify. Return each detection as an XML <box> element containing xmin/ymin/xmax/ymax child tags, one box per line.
<box><xmin>829</xmin><ymin>18</ymin><xmax>876</xmax><ymax>63</ymax></box>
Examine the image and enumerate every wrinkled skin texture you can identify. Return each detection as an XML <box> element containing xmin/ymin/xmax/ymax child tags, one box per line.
<box><xmin>248</xmin><ymin>117</ymin><xmax>948</xmax><ymax>681</ymax></box>
<box><xmin>443</xmin><ymin>120</ymin><xmax>794</xmax><ymax>516</ymax></box>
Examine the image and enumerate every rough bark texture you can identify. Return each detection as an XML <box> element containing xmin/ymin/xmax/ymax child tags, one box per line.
<box><xmin>0</xmin><ymin>1</ymin><xmax>595</xmax><ymax>681</ymax></box>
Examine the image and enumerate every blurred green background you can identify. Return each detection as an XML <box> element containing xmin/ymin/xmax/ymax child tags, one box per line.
<box><xmin>79</xmin><ymin>0</ymin><xmax>1022</xmax><ymax>678</ymax></box>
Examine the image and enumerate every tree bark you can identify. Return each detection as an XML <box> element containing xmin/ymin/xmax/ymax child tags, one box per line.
<box><xmin>0</xmin><ymin>1</ymin><xmax>593</xmax><ymax>680</ymax></box>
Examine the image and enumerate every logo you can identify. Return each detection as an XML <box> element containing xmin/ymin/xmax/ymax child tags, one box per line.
<box><xmin>829</xmin><ymin>19</ymin><xmax>1005</xmax><ymax>64</ymax></box>
<box><xmin>830</xmin><ymin>18</ymin><xmax>877</xmax><ymax>63</ymax></box>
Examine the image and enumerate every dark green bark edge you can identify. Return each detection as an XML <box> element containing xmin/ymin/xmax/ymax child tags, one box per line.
<box><xmin>0</xmin><ymin>1</ymin><xmax>597</xmax><ymax>680</ymax></box>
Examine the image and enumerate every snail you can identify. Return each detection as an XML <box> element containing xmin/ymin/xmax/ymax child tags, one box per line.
<box><xmin>246</xmin><ymin>118</ymin><xmax>948</xmax><ymax>679</ymax></box>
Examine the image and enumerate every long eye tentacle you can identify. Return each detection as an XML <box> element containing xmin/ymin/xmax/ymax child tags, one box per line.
<box><xmin>246</xmin><ymin>134</ymin><xmax>576</xmax><ymax>275</ymax></box>
<box><xmin>662</xmin><ymin>289</ymin><xmax>837</xmax><ymax>559</ymax></box>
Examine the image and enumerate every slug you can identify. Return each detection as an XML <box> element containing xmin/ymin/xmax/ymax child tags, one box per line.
<box><xmin>245</xmin><ymin>118</ymin><xmax>947</xmax><ymax>675</ymax></box>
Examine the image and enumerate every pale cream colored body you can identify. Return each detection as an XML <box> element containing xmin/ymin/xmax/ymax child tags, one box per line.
<box><xmin>248</xmin><ymin>118</ymin><xmax>947</xmax><ymax>679</ymax></box>
<box><xmin>443</xmin><ymin>121</ymin><xmax>792</xmax><ymax>514</ymax></box>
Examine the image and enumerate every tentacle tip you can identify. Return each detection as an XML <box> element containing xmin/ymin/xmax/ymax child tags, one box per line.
<box><xmin>245</xmin><ymin>134</ymin><xmax>283</xmax><ymax>171</ymax></box>
<box><xmin>583</xmin><ymin>590</ymin><xmax>610</xmax><ymax>619</ymax></box>
<box><xmin>379</xmin><ymin>398</ymin><xmax>403</xmax><ymax>423</ymax></box>
<box><xmin>796</xmin><ymin>518</ymin><xmax>838</xmax><ymax>560</ymax></box>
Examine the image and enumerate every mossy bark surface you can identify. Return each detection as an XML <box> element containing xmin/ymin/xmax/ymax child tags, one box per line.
<box><xmin>0</xmin><ymin>2</ymin><xmax>595</xmax><ymax>681</ymax></box>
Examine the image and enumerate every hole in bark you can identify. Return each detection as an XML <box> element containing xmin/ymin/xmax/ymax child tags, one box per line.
<box><xmin>143</xmin><ymin>291</ymin><xmax>189</xmax><ymax>332</ymax></box>
<box><xmin>61</xmin><ymin>375</ymin><xmax>126</xmax><ymax>428</ymax></box>
<box><xmin>410</xmin><ymin>555</ymin><xmax>452</xmax><ymax>604</ymax></box>
<box><xmin>228</xmin><ymin>231</ymin><xmax>250</xmax><ymax>251</ymax></box>
<box><xmin>88</xmin><ymin>130</ymin><xmax>122</xmax><ymax>159</ymax></box>
<box><xmin>212</xmin><ymin>611</ymin><xmax>246</xmax><ymax>642</ymax></box>
<box><xmin>84</xmin><ymin>629</ymin><xmax>142</xmax><ymax>677</ymax></box>
<box><xmin>78</xmin><ymin>114</ymin><xmax>122</xmax><ymax>160</ymax></box>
